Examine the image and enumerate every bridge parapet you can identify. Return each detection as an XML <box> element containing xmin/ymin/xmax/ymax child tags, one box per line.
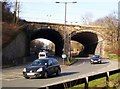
<box><xmin>27</xmin><ymin>22</ymin><xmax>108</xmax><ymax>38</ymax></box>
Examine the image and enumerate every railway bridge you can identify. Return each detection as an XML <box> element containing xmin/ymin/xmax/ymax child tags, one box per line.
<box><xmin>2</xmin><ymin>21</ymin><xmax>109</xmax><ymax>65</ymax></box>
<box><xmin>25</xmin><ymin>22</ymin><xmax>108</xmax><ymax>57</ymax></box>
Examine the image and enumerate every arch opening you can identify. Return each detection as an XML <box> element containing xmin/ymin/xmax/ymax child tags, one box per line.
<box><xmin>71</xmin><ymin>32</ymin><xmax>99</xmax><ymax>57</ymax></box>
<box><xmin>70</xmin><ymin>41</ymin><xmax>84</xmax><ymax>57</ymax></box>
<box><xmin>30</xmin><ymin>29</ymin><xmax>63</xmax><ymax>57</ymax></box>
<box><xmin>30</xmin><ymin>38</ymin><xmax>55</xmax><ymax>56</ymax></box>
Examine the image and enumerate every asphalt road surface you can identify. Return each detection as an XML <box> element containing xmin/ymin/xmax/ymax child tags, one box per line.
<box><xmin>1</xmin><ymin>58</ymin><xmax>120</xmax><ymax>88</ymax></box>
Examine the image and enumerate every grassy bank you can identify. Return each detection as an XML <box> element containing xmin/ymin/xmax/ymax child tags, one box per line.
<box><xmin>64</xmin><ymin>58</ymin><xmax>78</xmax><ymax>66</ymax></box>
<box><xmin>107</xmin><ymin>53</ymin><xmax>120</xmax><ymax>62</ymax></box>
<box><xmin>68</xmin><ymin>73</ymin><xmax>120</xmax><ymax>89</ymax></box>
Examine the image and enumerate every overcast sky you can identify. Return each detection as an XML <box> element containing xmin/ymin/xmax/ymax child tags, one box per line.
<box><xmin>11</xmin><ymin>0</ymin><xmax>119</xmax><ymax>24</ymax></box>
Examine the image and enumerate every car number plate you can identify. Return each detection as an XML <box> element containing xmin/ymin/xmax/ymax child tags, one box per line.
<box><xmin>94</xmin><ymin>61</ymin><xmax>98</xmax><ymax>62</ymax></box>
<box><xmin>27</xmin><ymin>73</ymin><xmax>35</xmax><ymax>76</ymax></box>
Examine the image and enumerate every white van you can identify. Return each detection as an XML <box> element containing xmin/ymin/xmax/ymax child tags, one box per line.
<box><xmin>38</xmin><ymin>52</ymin><xmax>47</xmax><ymax>59</ymax></box>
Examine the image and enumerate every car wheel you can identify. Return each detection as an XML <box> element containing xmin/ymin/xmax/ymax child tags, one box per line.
<box><xmin>44</xmin><ymin>71</ymin><xmax>48</xmax><ymax>78</ymax></box>
<box><xmin>56</xmin><ymin>69</ymin><xmax>61</xmax><ymax>76</ymax></box>
<box><xmin>25</xmin><ymin>76</ymin><xmax>29</xmax><ymax>79</ymax></box>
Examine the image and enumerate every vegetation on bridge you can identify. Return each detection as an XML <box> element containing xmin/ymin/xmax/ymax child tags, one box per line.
<box><xmin>2</xmin><ymin>0</ymin><xmax>26</xmax><ymax>47</ymax></box>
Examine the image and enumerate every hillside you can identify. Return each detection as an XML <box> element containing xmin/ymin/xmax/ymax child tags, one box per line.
<box><xmin>2</xmin><ymin>22</ymin><xmax>21</xmax><ymax>47</ymax></box>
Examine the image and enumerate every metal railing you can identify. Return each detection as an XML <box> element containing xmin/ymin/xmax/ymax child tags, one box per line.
<box><xmin>39</xmin><ymin>68</ymin><xmax>120</xmax><ymax>89</ymax></box>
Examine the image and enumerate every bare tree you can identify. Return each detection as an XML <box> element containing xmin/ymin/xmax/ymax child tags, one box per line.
<box><xmin>30</xmin><ymin>40</ymin><xmax>45</xmax><ymax>53</ymax></box>
<box><xmin>94</xmin><ymin>11</ymin><xmax>117</xmax><ymax>29</ymax></box>
<box><xmin>93</xmin><ymin>11</ymin><xmax>118</xmax><ymax>51</ymax></box>
<box><xmin>2</xmin><ymin>0</ymin><xmax>14</xmax><ymax>22</ymax></box>
<box><xmin>48</xmin><ymin>42</ymin><xmax>55</xmax><ymax>52</ymax></box>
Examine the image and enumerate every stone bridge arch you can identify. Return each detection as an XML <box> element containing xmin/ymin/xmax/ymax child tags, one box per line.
<box><xmin>28</xmin><ymin>28</ymin><xmax>64</xmax><ymax>56</ymax></box>
<box><xmin>2</xmin><ymin>22</ymin><xmax>109</xmax><ymax>66</ymax></box>
<box><xmin>71</xmin><ymin>29</ymin><xmax>105</xmax><ymax>56</ymax></box>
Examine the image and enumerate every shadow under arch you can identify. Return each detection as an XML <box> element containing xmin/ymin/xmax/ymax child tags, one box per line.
<box><xmin>71</xmin><ymin>32</ymin><xmax>98</xmax><ymax>57</ymax></box>
<box><xmin>29</xmin><ymin>28</ymin><xmax>64</xmax><ymax>56</ymax></box>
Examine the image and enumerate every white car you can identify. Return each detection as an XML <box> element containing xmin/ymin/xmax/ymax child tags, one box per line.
<box><xmin>38</xmin><ymin>52</ymin><xmax>47</xmax><ymax>59</ymax></box>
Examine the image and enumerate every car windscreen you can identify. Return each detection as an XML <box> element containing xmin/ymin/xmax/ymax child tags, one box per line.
<box><xmin>31</xmin><ymin>59</ymin><xmax>48</xmax><ymax>66</ymax></box>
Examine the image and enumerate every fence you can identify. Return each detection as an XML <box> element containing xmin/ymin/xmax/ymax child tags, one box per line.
<box><xmin>39</xmin><ymin>68</ymin><xmax>120</xmax><ymax>89</ymax></box>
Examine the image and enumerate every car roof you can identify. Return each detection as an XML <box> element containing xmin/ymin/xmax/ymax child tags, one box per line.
<box><xmin>36</xmin><ymin>58</ymin><xmax>57</xmax><ymax>61</ymax></box>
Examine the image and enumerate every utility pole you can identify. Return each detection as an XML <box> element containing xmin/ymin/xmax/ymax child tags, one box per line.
<box><xmin>17</xmin><ymin>1</ymin><xmax>20</xmax><ymax>23</ymax></box>
<box><xmin>13</xmin><ymin>0</ymin><xmax>20</xmax><ymax>23</ymax></box>
<box><xmin>55</xmin><ymin>1</ymin><xmax>77</xmax><ymax>64</ymax></box>
<box><xmin>13</xmin><ymin>0</ymin><xmax>17</xmax><ymax>23</ymax></box>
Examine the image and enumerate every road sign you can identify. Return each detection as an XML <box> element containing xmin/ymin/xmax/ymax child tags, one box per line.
<box><xmin>62</xmin><ymin>53</ymin><xmax>67</xmax><ymax>59</ymax></box>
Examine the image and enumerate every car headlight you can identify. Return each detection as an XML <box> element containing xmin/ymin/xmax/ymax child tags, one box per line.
<box><xmin>91</xmin><ymin>59</ymin><xmax>93</xmax><ymax>61</ymax></box>
<box><xmin>37</xmin><ymin>68</ymin><xmax>43</xmax><ymax>72</ymax></box>
<box><xmin>23</xmin><ymin>68</ymin><xmax>26</xmax><ymax>72</ymax></box>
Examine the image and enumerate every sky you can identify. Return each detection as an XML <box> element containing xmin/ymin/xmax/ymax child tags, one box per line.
<box><xmin>10</xmin><ymin>0</ymin><xmax>119</xmax><ymax>25</ymax></box>
<box><xmin>36</xmin><ymin>38</ymin><xmax>52</xmax><ymax>46</ymax></box>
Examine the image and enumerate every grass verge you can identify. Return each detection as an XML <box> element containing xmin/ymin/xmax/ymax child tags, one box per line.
<box><xmin>68</xmin><ymin>73</ymin><xmax>120</xmax><ymax>89</ymax></box>
<box><xmin>65</xmin><ymin>58</ymin><xmax>78</xmax><ymax>66</ymax></box>
<box><xmin>106</xmin><ymin>52</ymin><xmax>120</xmax><ymax>62</ymax></box>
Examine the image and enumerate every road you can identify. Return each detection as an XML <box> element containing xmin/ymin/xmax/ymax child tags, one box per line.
<box><xmin>1</xmin><ymin>58</ymin><xmax>120</xmax><ymax>88</ymax></box>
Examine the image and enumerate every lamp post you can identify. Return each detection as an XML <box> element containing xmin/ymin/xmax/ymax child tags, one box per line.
<box><xmin>55</xmin><ymin>1</ymin><xmax>77</xmax><ymax>63</ymax></box>
<box><xmin>55</xmin><ymin>1</ymin><xmax>77</xmax><ymax>26</ymax></box>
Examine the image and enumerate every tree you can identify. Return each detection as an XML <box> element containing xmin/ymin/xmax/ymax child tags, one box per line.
<box><xmin>93</xmin><ymin>11</ymin><xmax>118</xmax><ymax>29</ymax></box>
<box><xmin>1</xmin><ymin>0</ymin><xmax>14</xmax><ymax>22</ymax></box>
<box><xmin>1</xmin><ymin>0</ymin><xmax>21</xmax><ymax>23</ymax></box>
<box><xmin>93</xmin><ymin>11</ymin><xmax>118</xmax><ymax>51</ymax></box>
<box><xmin>48</xmin><ymin>42</ymin><xmax>55</xmax><ymax>52</ymax></box>
<box><xmin>30</xmin><ymin>40</ymin><xmax>45</xmax><ymax>53</ymax></box>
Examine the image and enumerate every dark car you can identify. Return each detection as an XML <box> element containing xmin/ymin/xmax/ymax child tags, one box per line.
<box><xmin>90</xmin><ymin>55</ymin><xmax>102</xmax><ymax>64</ymax></box>
<box><xmin>23</xmin><ymin>58</ymin><xmax>61</xmax><ymax>79</ymax></box>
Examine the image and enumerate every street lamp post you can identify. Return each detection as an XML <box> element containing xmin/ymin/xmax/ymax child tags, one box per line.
<box><xmin>55</xmin><ymin>1</ymin><xmax>77</xmax><ymax>26</ymax></box>
<box><xmin>55</xmin><ymin>1</ymin><xmax>77</xmax><ymax>64</ymax></box>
